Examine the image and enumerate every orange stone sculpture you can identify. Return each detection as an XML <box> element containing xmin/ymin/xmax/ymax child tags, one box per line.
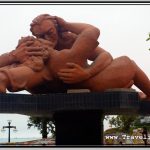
<box><xmin>0</xmin><ymin>14</ymin><xmax>149</xmax><ymax>100</ymax></box>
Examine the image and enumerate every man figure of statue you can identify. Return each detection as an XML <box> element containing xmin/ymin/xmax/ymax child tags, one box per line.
<box><xmin>30</xmin><ymin>14</ymin><xmax>150</xmax><ymax>99</ymax></box>
<box><xmin>30</xmin><ymin>14</ymin><xmax>113</xmax><ymax>85</ymax></box>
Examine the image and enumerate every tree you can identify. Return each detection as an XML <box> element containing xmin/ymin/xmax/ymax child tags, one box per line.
<box><xmin>27</xmin><ymin>117</ymin><xmax>55</xmax><ymax>139</ymax></box>
<box><xmin>108</xmin><ymin>115</ymin><xmax>138</xmax><ymax>134</ymax></box>
<box><xmin>146</xmin><ymin>33</ymin><xmax>150</xmax><ymax>50</ymax></box>
<box><xmin>146</xmin><ymin>33</ymin><xmax>150</xmax><ymax>41</ymax></box>
<box><xmin>133</xmin><ymin>116</ymin><xmax>150</xmax><ymax>130</ymax></box>
<box><xmin>108</xmin><ymin>115</ymin><xmax>150</xmax><ymax>134</ymax></box>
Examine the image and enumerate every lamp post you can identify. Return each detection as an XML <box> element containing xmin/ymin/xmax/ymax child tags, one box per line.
<box><xmin>1</xmin><ymin>120</ymin><xmax>17</xmax><ymax>143</ymax></box>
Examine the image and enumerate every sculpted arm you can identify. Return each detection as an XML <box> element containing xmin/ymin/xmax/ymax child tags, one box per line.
<box><xmin>56</xmin><ymin>17</ymin><xmax>100</xmax><ymax>57</ymax></box>
<box><xmin>0</xmin><ymin>40</ymin><xmax>45</xmax><ymax>67</ymax></box>
<box><xmin>86</xmin><ymin>47</ymin><xmax>113</xmax><ymax>77</ymax></box>
<box><xmin>58</xmin><ymin>47</ymin><xmax>113</xmax><ymax>83</ymax></box>
<box><xmin>0</xmin><ymin>52</ymin><xmax>16</xmax><ymax>67</ymax></box>
<box><xmin>56</xmin><ymin>17</ymin><xmax>113</xmax><ymax>83</ymax></box>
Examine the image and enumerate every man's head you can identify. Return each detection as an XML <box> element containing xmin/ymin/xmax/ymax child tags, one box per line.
<box><xmin>30</xmin><ymin>14</ymin><xmax>58</xmax><ymax>47</ymax></box>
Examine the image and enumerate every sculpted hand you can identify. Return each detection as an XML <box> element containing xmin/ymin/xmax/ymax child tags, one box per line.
<box><xmin>11</xmin><ymin>41</ymin><xmax>48</xmax><ymax>63</ymax></box>
<box><xmin>54</xmin><ymin>16</ymin><xmax>68</xmax><ymax>32</ymax></box>
<box><xmin>57</xmin><ymin>63</ymin><xmax>91</xmax><ymax>84</ymax></box>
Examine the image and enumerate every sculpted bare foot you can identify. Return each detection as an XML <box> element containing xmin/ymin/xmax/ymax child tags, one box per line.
<box><xmin>138</xmin><ymin>92</ymin><xmax>146</xmax><ymax>99</ymax></box>
<box><xmin>0</xmin><ymin>73</ymin><xmax>8</xmax><ymax>93</ymax></box>
<box><xmin>138</xmin><ymin>92</ymin><xmax>150</xmax><ymax>101</ymax></box>
<box><xmin>0</xmin><ymin>85</ymin><xmax>6</xmax><ymax>93</ymax></box>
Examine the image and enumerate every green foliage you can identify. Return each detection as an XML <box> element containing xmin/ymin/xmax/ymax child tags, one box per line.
<box><xmin>108</xmin><ymin>115</ymin><xmax>138</xmax><ymax>134</ymax></box>
<box><xmin>104</xmin><ymin>115</ymin><xmax>110</xmax><ymax>120</ymax></box>
<box><xmin>104</xmin><ymin>127</ymin><xmax>121</xmax><ymax>135</ymax></box>
<box><xmin>108</xmin><ymin>115</ymin><xmax>150</xmax><ymax>134</ymax></box>
<box><xmin>132</xmin><ymin>116</ymin><xmax>150</xmax><ymax>131</ymax></box>
<box><xmin>146</xmin><ymin>33</ymin><xmax>150</xmax><ymax>41</ymax></box>
<box><xmin>27</xmin><ymin>117</ymin><xmax>55</xmax><ymax>139</ymax></box>
<box><xmin>146</xmin><ymin>33</ymin><xmax>150</xmax><ymax>50</ymax></box>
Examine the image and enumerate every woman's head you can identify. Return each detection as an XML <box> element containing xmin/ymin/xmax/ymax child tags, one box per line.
<box><xmin>16</xmin><ymin>36</ymin><xmax>54</xmax><ymax>62</ymax></box>
<box><xmin>30</xmin><ymin>14</ymin><xmax>59</xmax><ymax>47</ymax></box>
<box><xmin>17</xmin><ymin>36</ymin><xmax>54</xmax><ymax>49</ymax></box>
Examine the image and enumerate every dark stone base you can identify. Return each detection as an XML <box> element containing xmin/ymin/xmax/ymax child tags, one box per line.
<box><xmin>54</xmin><ymin>110</ymin><xmax>103</xmax><ymax>145</ymax></box>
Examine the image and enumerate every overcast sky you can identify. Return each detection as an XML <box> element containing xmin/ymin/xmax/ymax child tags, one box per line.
<box><xmin>0</xmin><ymin>4</ymin><xmax>149</xmax><ymax>138</ymax></box>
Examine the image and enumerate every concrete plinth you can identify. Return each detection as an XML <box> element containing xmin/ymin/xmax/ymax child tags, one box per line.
<box><xmin>0</xmin><ymin>89</ymin><xmax>147</xmax><ymax>146</ymax></box>
<box><xmin>54</xmin><ymin>110</ymin><xmax>103</xmax><ymax>145</ymax></box>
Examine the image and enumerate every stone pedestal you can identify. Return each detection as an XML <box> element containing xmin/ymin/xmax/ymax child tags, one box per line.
<box><xmin>0</xmin><ymin>89</ymin><xmax>142</xmax><ymax>146</ymax></box>
<box><xmin>54</xmin><ymin>110</ymin><xmax>104</xmax><ymax>145</ymax></box>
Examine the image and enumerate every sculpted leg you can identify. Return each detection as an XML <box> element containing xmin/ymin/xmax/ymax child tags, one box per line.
<box><xmin>0</xmin><ymin>65</ymin><xmax>52</xmax><ymax>93</ymax></box>
<box><xmin>0</xmin><ymin>72</ymin><xmax>9</xmax><ymax>92</ymax></box>
<box><xmin>84</xmin><ymin>56</ymin><xmax>136</xmax><ymax>91</ymax></box>
<box><xmin>83</xmin><ymin>56</ymin><xmax>150</xmax><ymax>99</ymax></box>
<box><xmin>124</xmin><ymin>80</ymin><xmax>134</xmax><ymax>88</ymax></box>
<box><xmin>0</xmin><ymin>66</ymin><xmax>36</xmax><ymax>92</ymax></box>
<box><xmin>6</xmin><ymin>66</ymin><xmax>41</xmax><ymax>92</ymax></box>
<box><xmin>131</xmin><ymin>60</ymin><xmax>150</xmax><ymax>98</ymax></box>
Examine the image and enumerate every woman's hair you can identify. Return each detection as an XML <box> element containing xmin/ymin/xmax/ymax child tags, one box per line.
<box><xmin>16</xmin><ymin>36</ymin><xmax>53</xmax><ymax>49</ymax></box>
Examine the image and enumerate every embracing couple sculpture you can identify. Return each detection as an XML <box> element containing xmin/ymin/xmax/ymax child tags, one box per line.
<box><xmin>0</xmin><ymin>14</ymin><xmax>149</xmax><ymax>100</ymax></box>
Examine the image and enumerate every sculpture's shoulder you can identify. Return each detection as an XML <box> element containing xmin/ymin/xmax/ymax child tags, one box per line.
<box><xmin>57</xmin><ymin>32</ymin><xmax>77</xmax><ymax>49</ymax></box>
